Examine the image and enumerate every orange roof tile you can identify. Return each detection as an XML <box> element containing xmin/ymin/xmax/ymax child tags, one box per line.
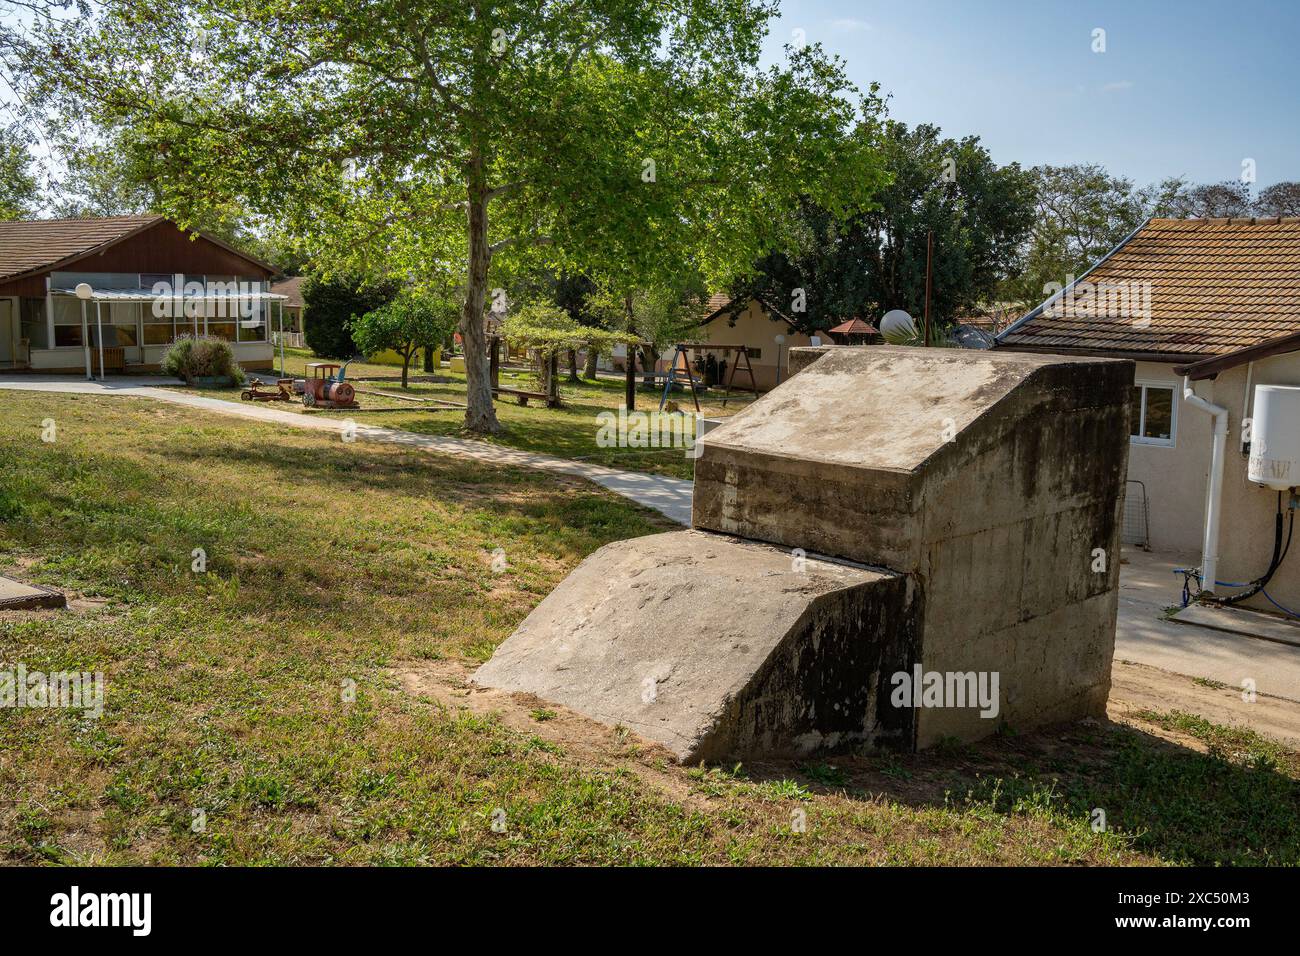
<box><xmin>998</xmin><ymin>217</ymin><xmax>1300</xmax><ymax>358</ymax></box>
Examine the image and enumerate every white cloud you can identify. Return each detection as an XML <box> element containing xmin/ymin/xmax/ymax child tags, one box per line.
<box><xmin>1101</xmin><ymin>80</ymin><xmax>1135</xmax><ymax>93</ymax></box>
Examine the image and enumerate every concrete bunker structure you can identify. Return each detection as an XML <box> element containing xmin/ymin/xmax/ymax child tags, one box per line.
<box><xmin>475</xmin><ymin>346</ymin><xmax>1134</xmax><ymax>762</ymax></box>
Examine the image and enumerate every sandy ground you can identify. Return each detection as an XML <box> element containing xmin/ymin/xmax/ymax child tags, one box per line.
<box><xmin>1109</xmin><ymin>659</ymin><xmax>1300</xmax><ymax>748</ymax></box>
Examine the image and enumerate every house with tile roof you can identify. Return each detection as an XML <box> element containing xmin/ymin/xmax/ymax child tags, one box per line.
<box><xmin>688</xmin><ymin>293</ymin><xmax>819</xmax><ymax>390</ymax></box>
<box><xmin>270</xmin><ymin>275</ymin><xmax>305</xmax><ymax>333</ymax></box>
<box><xmin>0</xmin><ymin>215</ymin><xmax>283</xmax><ymax>375</ymax></box>
<box><xmin>996</xmin><ymin>216</ymin><xmax>1300</xmax><ymax>615</ymax></box>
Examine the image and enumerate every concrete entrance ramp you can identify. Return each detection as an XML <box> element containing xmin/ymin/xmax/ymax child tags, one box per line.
<box><xmin>473</xmin><ymin>531</ymin><xmax>916</xmax><ymax>762</ymax></box>
<box><xmin>476</xmin><ymin>346</ymin><xmax>1134</xmax><ymax>761</ymax></box>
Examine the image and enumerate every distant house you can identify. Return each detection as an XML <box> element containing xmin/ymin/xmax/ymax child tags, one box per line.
<box><xmin>996</xmin><ymin>216</ymin><xmax>1300</xmax><ymax>613</ymax></box>
<box><xmin>689</xmin><ymin>293</ymin><xmax>817</xmax><ymax>390</ymax></box>
<box><xmin>0</xmin><ymin>215</ymin><xmax>282</xmax><ymax>374</ymax></box>
<box><xmin>270</xmin><ymin>276</ymin><xmax>305</xmax><ymax>334</ymax></box>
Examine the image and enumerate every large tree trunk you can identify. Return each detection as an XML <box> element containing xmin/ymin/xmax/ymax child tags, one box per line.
<box><xmin>639</xmin><ymin>344</ymin><xmax>657</xmax><ymax>387</ymax></box>
<box><xmin>460</xmin><ymin>151</ymin><xmax>499</xmax><ymax>434</ymax></box>
<box><xmin>623</xmin><ymin>296</ymin><xmax>636</xmax><ymax>410</ymax></box>
<box><xmin>567</xmin><ymin>348</ymin><xmax>579</xmax><ymax>382</ymax></box>
<box><xmin>583</xmin><ymin>346</ymin><xmax>598</xmax><ymax>379</ymax></box>
<box><xmin>401</xmin><ymin>353</ymin><xmax>410</xmax><ymax>388</ymax></box>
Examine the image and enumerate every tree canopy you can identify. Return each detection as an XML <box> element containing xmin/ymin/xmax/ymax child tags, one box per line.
<box><xmin>13</xmin><ymin>0</ymin><xmax>887</xmax><ymax>431</ymax></box>
<box><xmin>0</xmin><ymin>137</ymin><xmax>39</xmax><ymax>220</ymax></box>
<box><xmin>302</xmin><ymin>274</ymin><xmax>399</xmax><ymax>360</ymax></box>
<box><xmin>731</xmin><ymin>121</ymin><xmax>1037</xmax><ymax>331</ymax></box>
<box><xmin>350</xmin><ymin>290</ymin><xmax>460</xmax><ymax>387</ymax></box>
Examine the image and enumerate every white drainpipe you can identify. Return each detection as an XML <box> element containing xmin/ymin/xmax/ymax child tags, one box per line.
<box><xmin>1182</xmin><ymin>375</ymin><xmax>1229</xmax><ymax>595</ymax></box>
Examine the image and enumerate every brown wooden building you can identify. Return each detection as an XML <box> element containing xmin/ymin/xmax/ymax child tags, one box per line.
<box><xmin>0</xmin><ymin>215</ymin><xmax>283</xmax><ymax>373</ymax></box>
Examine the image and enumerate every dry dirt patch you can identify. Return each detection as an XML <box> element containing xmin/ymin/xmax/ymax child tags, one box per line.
<box><xmin>1109</xmin><ymin>659</ymin><xmax>1300</xmax><ymax>749</ymax></box>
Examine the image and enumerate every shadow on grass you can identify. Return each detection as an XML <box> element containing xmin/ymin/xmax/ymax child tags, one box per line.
<box><xmin>739</xmin><ymin>717</ymin><xmax>1300</xmax><ymax>865</ymax></box>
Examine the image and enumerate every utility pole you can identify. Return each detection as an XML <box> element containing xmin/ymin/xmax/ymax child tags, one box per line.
<box><xmin>923</xmin><ymin>229</ymin><xmax>933</xmax><ymax>347</ymax></box>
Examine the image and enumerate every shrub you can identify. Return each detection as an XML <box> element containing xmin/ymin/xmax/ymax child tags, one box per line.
<box><xmin>160</xmin><ymin>335</ymin><xmax>247</xmax><ymax>386</ymax></box>
<box><xmin>302</xmin><ymin>274</ymin><xmax>399</xmax><ymax>359</ymax></box>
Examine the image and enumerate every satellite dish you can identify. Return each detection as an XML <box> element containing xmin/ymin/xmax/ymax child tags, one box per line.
<box><xmin>74</xmin><ymin>282</ymin><xmax>94</xmax><ymax>301</ymax></box>
<box><xmin>880</xmin><ymin>309</ymin><xmax>917</xmax><ymax>344</ymax></box>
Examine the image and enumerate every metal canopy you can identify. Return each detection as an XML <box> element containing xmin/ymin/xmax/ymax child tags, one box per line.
<box><xmin>51</xmin><ymin>287</ymin><xmax>288</xmax><ymax>302</ymax></box>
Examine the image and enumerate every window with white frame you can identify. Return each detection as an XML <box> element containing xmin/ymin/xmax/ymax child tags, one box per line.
<box><xmin>1131</xmin><ymin>383</ymin><xmax>1177</xmax><ymax>446</ymax></box>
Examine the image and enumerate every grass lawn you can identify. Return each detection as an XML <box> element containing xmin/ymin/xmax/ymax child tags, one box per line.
<box><xmin>178</xmin><ymin>347</ymin><xmax>756</xmax><ymax>480</ymax></box>
<box><xmin>2</xmin><ymin>389</ymin><xmax>1299</xmax><ymax>865</ymax></box>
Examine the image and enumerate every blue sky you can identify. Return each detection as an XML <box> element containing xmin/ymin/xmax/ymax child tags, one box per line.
<box><xmin>763</xmin><ymin>0</ymin><xmax>1299</xmax><ymax>188</ymax></box>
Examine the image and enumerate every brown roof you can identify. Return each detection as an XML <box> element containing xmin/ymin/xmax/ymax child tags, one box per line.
<box><xmin>0</xmin><ymin>215</ymin><xmax>162</xmax><ymax>283</ymax></box>
<box><xmin>997</xmin><ymin>217</ymin><xmax>1300</xmax><ymax>359</ymax></box>
<box><xmin>828</xmin><ymin>317</ymin><xmax>878</xmax><ymax>334</ymax></box>
<box><xmin>702</xmin><ymin>292</ymin><xmax>732</xmax><ymax>317</ymax></box>
<box><xmin>701</xmin><ymin>292</ymin><xmax>794</xmax><ymax>326</ymax></box>
<box><xmin>271</xmin><ymin>276</ymin><xmax>305</xmax><ymax>308</ymax></box>
<box><xmin>0</xmin><ymin>214</ymin><xmax>280</xmax><ymax>286</ymax></box>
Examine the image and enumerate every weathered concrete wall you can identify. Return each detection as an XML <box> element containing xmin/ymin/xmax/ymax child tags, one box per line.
<box><xmin>478</xmin><ymin>346</ymin><xmax>1133</xmax><ymax>761</ymax></box>
<box><xmin>694</xmin><ymin>346</ymin><xmax>1133</xmax><ymax>747</ymax></box>
<box><xmin>473</xmin><ymin>530</ymin><xmax>917</xmax><ymax>762</ymax></box>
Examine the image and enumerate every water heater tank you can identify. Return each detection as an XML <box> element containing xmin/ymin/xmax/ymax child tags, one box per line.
<box><xmin>1249</xmin><ymin>384</ymin><xmax>1300</xmax><ymax>489</ymax></box>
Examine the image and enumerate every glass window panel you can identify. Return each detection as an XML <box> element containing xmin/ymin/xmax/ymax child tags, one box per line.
<box><xmin>142</xmin><ymin>324</ymin><xmax>174</xmax><ymax>345</ymax></box>
<box><xmin>54</xmin><ymin>324</ymin><xmax>83</xmax><ymax>347</ymax></box>
<box><xmin>52</xmin><ymin>298</ymin><xmax>82</xmax><ymax>324</ymax></box>
<box><xmin>238</xmin><ymin>319</ymin><xmax>266</xmax><ymax>342</ymax></box>
<box><xmin>1142</xmin><ymin>387</ymin><xmax>1173</xmax><ymax>440</ymax></box>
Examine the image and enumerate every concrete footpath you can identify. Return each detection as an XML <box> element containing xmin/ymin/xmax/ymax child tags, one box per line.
<box><xmin>1116</xmin><ymin>547</ymin><xmax>1300</xmax><ymax>704</ymax></box>
<box><xmin>0</xmin><ymin>376</ymin><xmax>694</xmax><ymax>525</ymax></box>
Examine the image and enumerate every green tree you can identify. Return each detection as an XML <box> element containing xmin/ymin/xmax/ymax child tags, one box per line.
<box><xmin>350</xmin><ymin>290</ymin><xmax>459</xmax><ymax>388</ymax></box>
<box><xmin>1000</xmin><ymin>164</ymin><xmax>1150</xmax><ymax>309</ymax></box>
<box><xmin>734</xmin><ymin>122</ymin><xmax>1037</xmax><ymax>333</ymax></box>
<box><xmin>1256</xmin><ymin>181</ymin><xmax>1300</xmax><ymax>218</ymax></box>
<box><xmin>302</xmin><ymin>275</ymin><xmax>399</xmax><ymax>360</ymax></box>
<box><xmin>552</xmin><ymin>271</ymin><xmax>599</xmax><ymax>381</ymax></box>
<box><xmin>12</xmin><ymin>0</ymin><xmax>884</xmax><ymax>433</ymax></box>
<box><xmin>1184</xmin><ymin>180</ymin><xmax>1253</xmax><ymax>218</ymax></box>
<box><xmin>0</xmin><ymin>137</ymin><xmax>38</xmax><ymax>220</ymax></box>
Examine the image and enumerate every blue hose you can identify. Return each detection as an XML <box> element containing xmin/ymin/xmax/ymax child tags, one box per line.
<box><xmin>1262</xmin><ymin>589</ymin><xmax>1300</xmax><ymax>619</ymax></box>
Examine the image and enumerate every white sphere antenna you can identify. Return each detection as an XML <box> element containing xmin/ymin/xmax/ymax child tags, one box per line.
<box><xmin>880</xmin><ymin>309</ymin><xmax>917</xmax><ymax>343</ymax></box>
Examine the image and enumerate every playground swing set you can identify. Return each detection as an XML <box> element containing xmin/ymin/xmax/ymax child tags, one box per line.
<box><xmin>657</xmin><ymin>343</ymin><xmax>758</xmax><ymax>412</ymax></box>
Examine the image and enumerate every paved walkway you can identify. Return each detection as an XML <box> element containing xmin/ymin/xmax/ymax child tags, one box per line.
<box><xmin>1117</xmin><ymin>547</ymin><xmax>1300</xmax><ymax>703</ymax></box>
<box><xmin>0</xmin><ymin>376</ymin><xmax>694</xmax><ymax>525</ymax></box>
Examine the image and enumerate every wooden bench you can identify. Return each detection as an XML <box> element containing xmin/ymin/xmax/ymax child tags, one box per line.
<box><xmin>493</xmin><ymin>386</ymin><xmax>551</xmax><ymax>407</ymax></box>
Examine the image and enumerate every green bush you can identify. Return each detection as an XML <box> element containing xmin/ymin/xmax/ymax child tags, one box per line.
<box><xmin>302</xmin><ymin>274</ymin><xmax>399</xmax><ymax>359</ymax></box>
<box><xmin>160</xmin><ymin>335</ymin><xmax>247</xmax><ymax>386</ymax></box>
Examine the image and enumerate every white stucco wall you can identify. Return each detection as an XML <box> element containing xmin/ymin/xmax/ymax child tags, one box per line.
<box><xmin>1126</xmin><ymin>360</ymin><xmax>1211</xmax><ymax>553</ymax></box>
<box><xmin>1128</xmin><ymin>354</ymin><xmax>1300</xmax><ymax>614</ymax></box>
<box><xmin>702</xmin><ymin>299</ymin><xmax>813</xmax><ymax>390</ymax></box>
